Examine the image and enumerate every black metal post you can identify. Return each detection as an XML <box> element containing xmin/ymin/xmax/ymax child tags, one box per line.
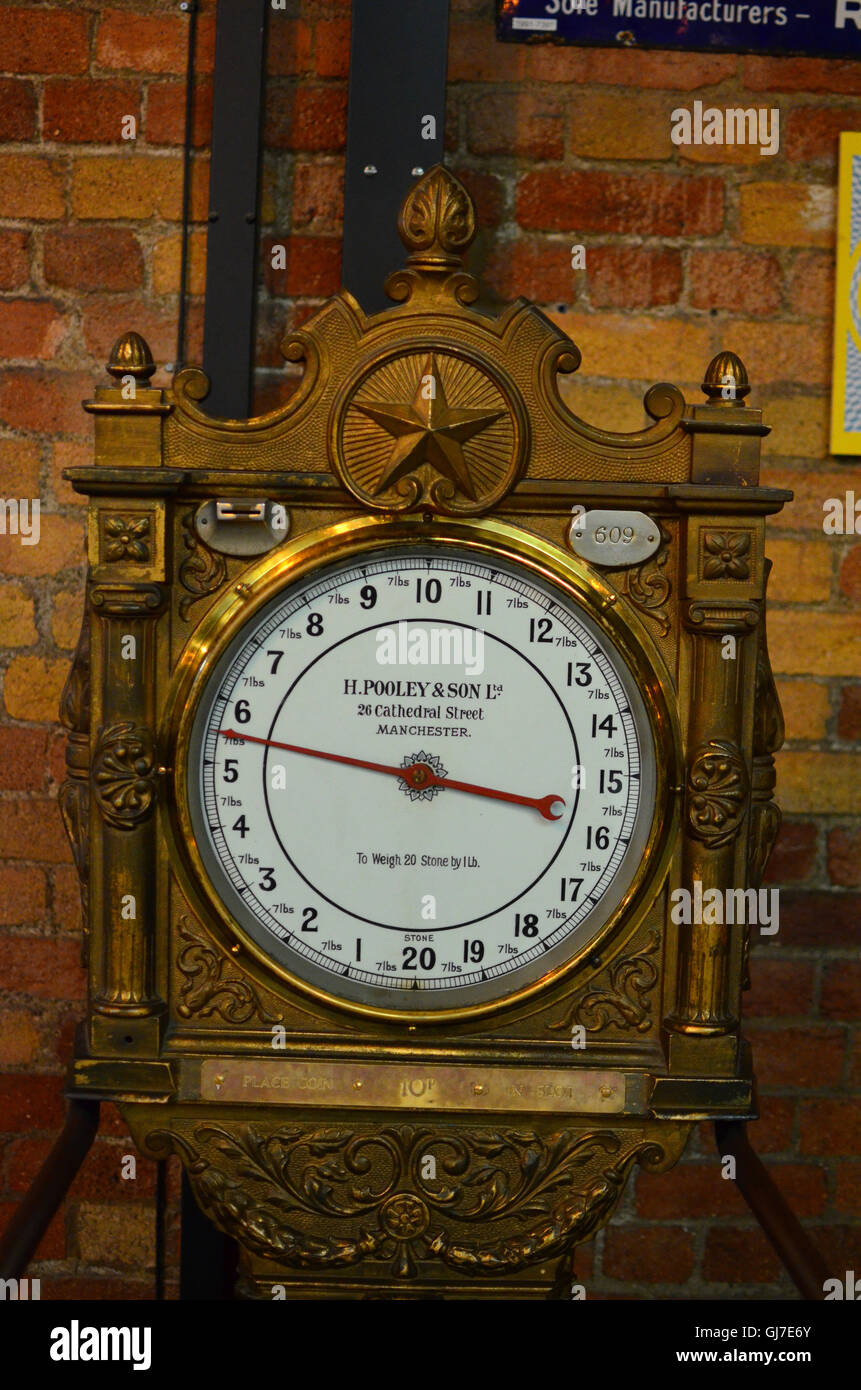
<box><xmin>201</xmin><ymin>0</ymin><xmax>268</xmax><ymax>418</ymax></box>
<box><xmin>342</xmin><ymin>0</ymin><xmax>451</xmax><ymax>314</ymax></box>
<box><xmin>0</xmin><ymin>1097</ymin><xmax>100</xmax><ymax>1280</ymax></box>
<box><xmin>179</xmin><ymin>1170</ymin><xmax>238</xmax><ymax>1300</ymax></box>
<box><xmin>715</xmin><ymin>1120</ymin><xmax>830</xmax><ymax>1300</ymax></box>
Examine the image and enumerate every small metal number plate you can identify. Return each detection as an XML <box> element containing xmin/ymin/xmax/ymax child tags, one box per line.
<box><xmin>568</xmin><ymin>509</ymin><xmax>660</xmax><ymax>568</ymax></box>
<box><xmin>194</xmin><ymin>497</ymin><xmax>290</xmax><ymax>557</ymax></box>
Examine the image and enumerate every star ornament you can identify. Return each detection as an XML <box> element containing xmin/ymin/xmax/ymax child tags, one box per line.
<box><xmin>354</xmin><ymin>355</ymin><xmax>505</xmax><ymax>500</ymax></box>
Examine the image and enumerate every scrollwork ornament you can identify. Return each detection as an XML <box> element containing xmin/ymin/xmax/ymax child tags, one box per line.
<box><xmin>686</xmin><ymin>739</ymin><xmax>749</xmax><ymax>847</ymax></box>
<box><xmin>178</xmin><ymin>509</ymin><xmax>227</xmax><ymax>620</ymax></box>
<box><xmin>618</xmin><ymin>522</ymin><xmax>671</xmax><ymax>636</ymax></box>
<box><xmin>92</xmin><ymin>721</ymin><xmax>156</xmax><ymax>828</ymax></box>
<box><xmin>686</xmin><ymin>600</ymin><xmax>759</xmax><ymax>630</ymax></box>
<box><xmin>90</xmin><ymin>584</ymin><xmax>163</xmax><ymax>615</ymax></box>
<box><xmin>146</xmin><ymin>1122</ymin><xmax>666</xmax><ymax>1279</ymax></box>
<box><xmin>546</xmin><ymin>930</ymin><xmax>660</xmax><ymax>1035</ymax></box>
<box><xmin>176</xmin><ymin>916</ymin><xmax>283</xmax><ymax>1025</ymax></box>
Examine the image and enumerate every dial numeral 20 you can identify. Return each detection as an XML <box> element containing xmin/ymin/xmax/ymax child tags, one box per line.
<box><xmin>403</xmin><ymin>945</ymin><xmax>436</xmax><ymax>969</ymax></box>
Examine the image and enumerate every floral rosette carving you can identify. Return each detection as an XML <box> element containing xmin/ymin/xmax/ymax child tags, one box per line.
<box><xmin>702</xmin><ymin>530</ymin><xmax>751</xmax><ymax>581</ymax></box>
<box><xmin>686</xmin><ymin>739</ymin><xmax>749</xmax><ymax>847</ymax></box>
<box><xmin>103</xmin><ymin>514</ymin><xmax>151</xmax><ymax>563</ymax></box>
<box><xmin>92</xmin><ymin>721</ymin><xmax>157</xmax><ymax>828</ymax></box>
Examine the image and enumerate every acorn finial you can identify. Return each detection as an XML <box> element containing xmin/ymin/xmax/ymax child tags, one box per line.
<box><xmin>702</xmin><ymin>350</ymin><xmax>750</xmax><ymax>404</ymax></box>
<box><xmin>107</xmin><ymin>331</ymin><xmax>156</xmax><ymax>381</ymax></box>
<box><xmin>397</xmin><ymin>165</ymin><xmax>476</xmax><ymax>273</ymax></box>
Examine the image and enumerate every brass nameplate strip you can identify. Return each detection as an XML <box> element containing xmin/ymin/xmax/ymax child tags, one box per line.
<box><xmin>199</xmin><ymin>1059</ymin><xmax>628</xmax><ymax>1113</ymax></box>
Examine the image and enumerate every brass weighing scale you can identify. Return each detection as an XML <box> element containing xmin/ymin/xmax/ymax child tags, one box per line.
<box><xmin>45</xmin><ymin>163</ymin><xmax>802</xmax><ymax>1299</ymax></box>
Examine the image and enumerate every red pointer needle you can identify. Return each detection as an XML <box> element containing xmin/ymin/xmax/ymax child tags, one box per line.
<box><xmin>218</xmin><ymin>729</ymin><xmax>566</xmax><ymax>821</ymax></box>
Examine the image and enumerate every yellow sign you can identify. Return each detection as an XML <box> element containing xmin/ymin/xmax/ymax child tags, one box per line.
<box><xmin>831</xmin><ymin>132</ymin><xmax>861</xmax><ymax>456</ymax></box>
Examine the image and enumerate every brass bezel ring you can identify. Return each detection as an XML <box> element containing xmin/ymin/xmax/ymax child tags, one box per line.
<box><xmin>163</xmin><ymin>513</ymin><xmax>682</xmax><ymax>1026</ymax></box>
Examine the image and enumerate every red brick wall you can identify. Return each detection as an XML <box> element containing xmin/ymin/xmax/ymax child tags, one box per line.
<box><xmin>0</xmin><ymin>0</ymin><xmax>858</xmax><ymax>1298</ymax></box>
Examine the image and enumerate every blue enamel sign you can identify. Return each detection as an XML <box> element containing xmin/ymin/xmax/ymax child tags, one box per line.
<box><xmin>497</xmin><ymin>0</ymin><xmax>861</xmax><ymax>60</ymax></box>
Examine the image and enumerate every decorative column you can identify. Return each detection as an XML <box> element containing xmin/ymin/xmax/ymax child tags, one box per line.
<box><xmin>80</xmin><ymin>333</ymin><xmax>182</xmax><ymax>1055</ymax></box>
<box><xmin>665</xmin><ymin>352</ymin><xmax>768</xmax><ymax>1075</ymax></box>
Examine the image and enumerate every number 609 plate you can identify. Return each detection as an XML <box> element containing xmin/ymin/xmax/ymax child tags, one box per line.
<box><xmin>568</xmin><ymin>509</ymin><xmax>661</xmax><ymax>568</ymax></box>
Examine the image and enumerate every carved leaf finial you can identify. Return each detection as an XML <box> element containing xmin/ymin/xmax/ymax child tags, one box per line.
<box><xmin>397</xmin><ymin>165</ymin><xmax>476</xmax><ymax>273</ymax></box>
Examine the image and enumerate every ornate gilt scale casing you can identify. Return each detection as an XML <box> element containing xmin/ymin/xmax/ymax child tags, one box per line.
<box><xmin>60</xmin><ymin>168</ymin><xmax>788</xmax><ymax>1299</ymax></box>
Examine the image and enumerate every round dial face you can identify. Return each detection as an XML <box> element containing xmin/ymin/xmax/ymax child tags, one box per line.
<box><xmin>185</xmin><ymin>543</ymin><xmax>658</xmax><ymax>1015</ymax></box>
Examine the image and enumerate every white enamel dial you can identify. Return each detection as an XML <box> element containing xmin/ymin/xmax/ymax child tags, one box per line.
<box><xmin>185</xmin><ymin>543</ymin><xmax>658</xmax><ymax>1014</ymax></box>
